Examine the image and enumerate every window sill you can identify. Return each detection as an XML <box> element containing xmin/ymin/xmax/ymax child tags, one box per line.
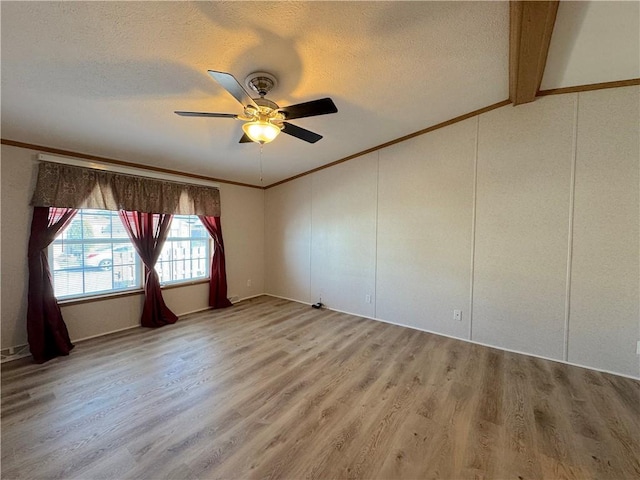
<box><xmin>58</xmin><ymin>289</ymin><xmax>144</xmax><ymax>307</ymax></box>
<box><xmin>160</xmin><ymin>278</ymin><xmax>210</xmax><ymax>290</ymax></box>
<box><xmin>58</xmin><ymin>278</ymin><xmax>210</xmax><ymax>307</ymax></box>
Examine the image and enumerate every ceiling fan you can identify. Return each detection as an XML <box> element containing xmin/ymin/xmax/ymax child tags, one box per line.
<box><xmin>175</xmin><ymin>70</ymin><xmax>338</xmax><ymax>144</ymax></box>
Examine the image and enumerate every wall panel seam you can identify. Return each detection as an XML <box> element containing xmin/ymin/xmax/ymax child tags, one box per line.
<box><xmin>373</xmin><ymin>151</ymin><xmax>380</xmax><ymax>319</ymax></box>
<box><xmin>563</xmin><ymin>93</ymin><xmax>579</xmax><ymax>362</ymax></box>
<box><xmin>469</xmin><ymin>115</ymin><xmax>480</xmax><ymax>341</ymax></box>
<box><xmin>263</xmin><ymin>189</ymin><xmax>266</xmax><ymax>294</ymax></box>
<box><xmin>309</xmin><ymin>176</ymin><xmax>314</xmax><ymax>304</ymax></box>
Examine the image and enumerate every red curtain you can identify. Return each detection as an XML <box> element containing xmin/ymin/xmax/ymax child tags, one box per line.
<box><xmin>118</xmin><ymin>211</ymin><xmax>178</xmax><ymax>327</ymax></box>
<box><xmin>27</xmin><ymin>206</ymin><xmax>77</xmax><ymax>363</ymax></box>
<box><xmin>199</xmin><ymin>216</ymin><xmax>232</xmax><ymax>309</ymax></box>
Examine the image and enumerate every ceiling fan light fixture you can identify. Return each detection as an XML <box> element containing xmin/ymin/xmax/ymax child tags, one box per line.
<box><xmin>242</xmin><ymin>120</ymin><xmax>281</xmax><ymax>144</ymax></box>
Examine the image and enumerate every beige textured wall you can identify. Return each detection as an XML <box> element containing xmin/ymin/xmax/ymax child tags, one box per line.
<box><xmin>473</xmin><ymin>94</ymin><xmax>575</xmax><ymax>359</ymax></box>
<box><xmin>1</xmin><ymin>146</ymin><xmax>37</xmax><ymax>348</ymax></box>
<box><xmin>311</xmin><ymin>153</ymin><xmax>378</xmax><ymax>317</ymax></box>
<box><xmin>220</xmin><ymin>183</ymin><xmax>265</xmax><ymax>301</ymax></box>
<box><xmin>265</xmin><ymin>176</ymin><xmax>312</xmax><ymax>302</ymax></box>
<box><xmin>569</xmin><ymin>87</ymin><xmax>640</xmax><ymax>374</ymax></box>
<box><xmin>264</xmin><ymin>86</ymin><xmax>640</xmax><ymax>378</ymax></box>
<box><xmin>377</xmin><ymin>119</ymin><xmax>476</xmax><ymax>338</ymax></box>
<box><xmin>0</xmin><ymin>145</ymin><xmax>264</xmax><ymax>349</ymax></box>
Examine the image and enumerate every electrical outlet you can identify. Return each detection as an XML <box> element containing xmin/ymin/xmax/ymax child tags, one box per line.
<box><xmin>453</xmin><ymin>310</ymin><xmax>462</xmax><ymax>321</ymax></box>
<box><xmin>247</xmin><ymin>279</ymin><xmax>252</xmax><ymax>287</ymax></box>
<box><xmin>637</xmin><ymin>340</ymin><xmax>640</xmax><ymax>355</ymax></box>
<box><xmin>365</xmin><ymin>294</ymin><xmax>371</xmax><ymax>304</ymax></box>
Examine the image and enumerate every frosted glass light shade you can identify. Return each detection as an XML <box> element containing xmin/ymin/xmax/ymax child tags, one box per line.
<box><xmin>242</xmin><ymin>121</ymin><xmax>281</xmax><ymax>144</ymax></box>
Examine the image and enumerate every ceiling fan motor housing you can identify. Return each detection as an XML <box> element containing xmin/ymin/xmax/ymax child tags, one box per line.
<box><xmin>245</xmin><ymin>72</ymin><xmax>278</xmax><ymax>97</ymax></box>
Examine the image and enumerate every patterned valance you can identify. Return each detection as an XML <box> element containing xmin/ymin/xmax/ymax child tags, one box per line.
<box><xmin>31</xmin><ymin>162</ymin><xmax>221</xmax><ymax>217</ymax></box>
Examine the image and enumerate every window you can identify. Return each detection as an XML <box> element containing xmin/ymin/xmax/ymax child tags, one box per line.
<box><xmin>49</xmin><ymin>210</ymin><xmax>209</xmax><ymax>300</ymax></box>
<box><xmin>156</xmin><ymin>215</ymin><xmax>209</xmax><ymax>285</ymax></box>
<box><xmin>49</xmin><ymin>209</ymin><xmax>141</xmax><ymax>299</ymax></box>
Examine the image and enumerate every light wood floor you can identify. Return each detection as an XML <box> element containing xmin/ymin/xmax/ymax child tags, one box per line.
<box><xmin>2</xmin><ymin>296</ymin><xmax>639</xmax><ymax>479</ymax></box>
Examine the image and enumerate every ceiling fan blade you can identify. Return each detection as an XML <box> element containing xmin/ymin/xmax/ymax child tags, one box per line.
<box><xmin>282</xmin><ymin>122</ymin><xmax>323</xmax><ymax>143</ymax></box>
<box><xmin>239</xmin><ymin>133</ymin><xmax>253</xmax><ymax>143</ymax></box>
<box><xmin>175</xmin><ymin>111</ymin><xmax>238</xmax><ymax>118</ymax></box>
<box><xmin>279</xmin><ymin>98</ymin><xmax>337</xmax><ymax>120</ymax></box>
<box><xmin>208</xmin><ymin>70</ymin><xmax>258</xmax><ymax>109</ymax></box>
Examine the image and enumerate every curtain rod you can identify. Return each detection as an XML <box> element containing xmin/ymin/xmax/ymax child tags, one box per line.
<box><xmin>36</xmin><ymin>153</ymin><xmax>220</xmax><ymax>189</ymax></box>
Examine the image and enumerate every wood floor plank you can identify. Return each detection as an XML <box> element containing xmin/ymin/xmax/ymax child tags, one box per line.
<box><xmin>497</xmin><ymin>353</ymin><xmax>544</xmax><ymax>479</ymax></box>
<box><xmin>2</xmin><ymin>295</ymin><xmax>639</xmax><ymax>479</ymax></box>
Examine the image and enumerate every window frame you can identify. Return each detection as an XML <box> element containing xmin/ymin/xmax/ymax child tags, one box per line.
<box><xmin>155</xmin><ymin>215</ymin><xmax>211</xmax><ymax>287</ymax></box>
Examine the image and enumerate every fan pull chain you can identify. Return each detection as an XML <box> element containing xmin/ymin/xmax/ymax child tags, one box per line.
<box><xmin>259</xmin><ymin>143</ymin><xmax>264</xmax><ymax>185</ymax></box>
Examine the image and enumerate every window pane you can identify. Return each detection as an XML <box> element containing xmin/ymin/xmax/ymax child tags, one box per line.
<box><xmin>155</xmin><ymin>215</ymin><xmax>209</xmax><ymax>285</ymax></box>
<box><xmin>49</xmin><ymin>209</ymin><xmax>142</xmax><ymax>299</ymax></box>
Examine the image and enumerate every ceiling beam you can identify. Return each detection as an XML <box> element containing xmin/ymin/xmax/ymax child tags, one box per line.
<box><xmin>510</xmin><ymin>1</ymin><xmax>559</xmax><ymax>105</ymax></box>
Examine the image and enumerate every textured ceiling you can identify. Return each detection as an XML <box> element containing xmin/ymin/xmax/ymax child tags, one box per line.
<box><xmin>541</xmin><ymin>1</ymin><xmax>640</xmax><ymax>90</ymax></box>
<box><xmin>1</xmin><ymin>1</ymin><xmax>637</xmax><ymax>187</ymax></box>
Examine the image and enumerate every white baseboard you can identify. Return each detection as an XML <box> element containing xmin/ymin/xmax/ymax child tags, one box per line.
<box><xmin>234</xmin><ymin>293</ymin><xmax>267</xmax><ymax>303</ymax></box>
<box><xmin>1</xmin><ymin>296</ymin><xmax>259</xmax><ymax>362</ymax></box>
<box><xmin>371</xmin><ymin>314</ymin><xmax>640</xmax><ymax>381</ymax></box>
<box><xmin>176</xmin><ymin>306</ymin><xmax>212</xmax><ymax>317</ymax></box>
<box><xmin>73</xmin><ymin>306</ymin><xmax>213</xmax><ymax>343</ymax></box>
<box><xmin>263</xmin><ymin>293</ymin><xmax>312</xmax><ymax>306</ymax></box>
<box><xmin>262</xmin><ymin>294</ymin><xmax>640</xmax><ymax>381</ymax></box>
<box><xmin>71</xmin><ymin>324</ymin><xmax>140</xmax><ymax>344</ymax></box>
<box><xmin>7</xmin><ymin>292</ymin><xmax>637</xmax><ymax>381</ymax></box>
<box><xmin>0</xmin><ymin>344</ymin><xmax>31</xmax><ymax>363</ymax></box>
